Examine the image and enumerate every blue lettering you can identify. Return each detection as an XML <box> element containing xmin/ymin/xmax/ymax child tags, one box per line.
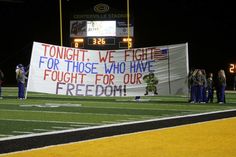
<box><xmin>39</xmin><ymin>56</ymin><xmax>59</xmax><ymax>70</ymax></box>
<box><xmin>39</xmin><ymin>56</ymin><xmax>47</xmax><ymax>68</ymax></box>
<box><xmin>130</xmin><ymin>61</ymin><xmax>155</xmax><ymax>73</ymax></box>
<box><xmin>148</xmin><ymin>60</ymin><xmax>155</xmax><ymax>72</ymax></box>
<box><xmin>64</xmin><ymin>60</ymin><xmax>98</xmax><ymax>74</ymax></box>
<box><xmin>65</xmin><ymin>60</ymin><xmax>72</xmax><ymax>72</ymax></box>
<box><xmin>105</xmin><ymin>62</ymin><xmax>126</xmax><ymax>74</ymax></box>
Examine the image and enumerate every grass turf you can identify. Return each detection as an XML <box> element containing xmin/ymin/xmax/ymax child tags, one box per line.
<box><xmin>0</xmin><ymin>87</ymin><xmax>235</xmax><ymax>138</ymax></box>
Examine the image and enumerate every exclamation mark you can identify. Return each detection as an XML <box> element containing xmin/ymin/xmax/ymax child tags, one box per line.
<box><xmin>123</xmin><ymin>85</ymin><xmax>127</xmax><ymax>96</ymax></box>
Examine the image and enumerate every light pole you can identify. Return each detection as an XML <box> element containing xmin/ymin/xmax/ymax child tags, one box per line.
<box><xmin>59</xmin><ymin>0</ymin><xmax>63</xmax><ymax>46</ymax></box>
<box><xmin>127</xmin><ymin>0</ymin><xmax>131</xmax><ymax>49</ymax></box>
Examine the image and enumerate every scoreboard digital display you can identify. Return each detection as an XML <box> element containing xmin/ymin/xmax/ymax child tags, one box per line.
<box><xmin>229</xmin><ymin>63</ymin><xmax>236</xmax><ymax>74</ymax></box>
<box><xmin>88</xmin><ymin>38</ymin><xmax>115</xmax><ymax>45</ymax></box>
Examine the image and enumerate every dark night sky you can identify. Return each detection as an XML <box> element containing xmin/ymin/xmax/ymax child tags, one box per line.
<box><xmin>0</xmin><ymin>0</ymin><xmax>236</xmax><ymax>87</ymax></box>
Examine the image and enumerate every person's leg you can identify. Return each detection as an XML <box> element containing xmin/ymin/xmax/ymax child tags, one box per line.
<box><xmin>202</xmin><ymin>87</ymin><xmax>207</xmax><ymax>102</ymax></box>
<box><xmin>216</xmin><ymin>87</ymin><xmax>220</xmax><ymax>103</ymax></box>
<box><xmin>219</xmin><ymin>86</ymin><xmax>225</xmax><ymax>103</ymax></box>
<box><xmin>207</xmin><ymin>88</ymin><xmax>211</xmax><ymax>103</ymax></box>
<box><xmin>199</xmin><ymin>86</ymin><xmax>203</xmax><ymax>103</ymax></box>
<box><xmin>211</xmin><ymin>89</ymin><xmax>214</xmax><ymax>103</ymax></box>
<box><xmin>17</xmin><ymin>82</ymin><xmax>21</xmax><ymax>98</ymax></box>
<box><xmin>19</xmin><ymin>83</ymin><xmax>25</xmax><ymax>99</ymax></box>
<box><xmin>191</xmin><ymin>86</ymin><xmax>196</xmax><ymax>103</ymax></box>
<box><xmin>0</xmin><ymin>84</ymin><xmax>2</xmax><ymax>98</ymax></box>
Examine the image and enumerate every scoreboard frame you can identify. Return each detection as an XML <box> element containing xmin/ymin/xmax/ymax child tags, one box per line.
<box><xmin>69</xmin><ymin>3</ymin><xmax>134</xmax><ymax>50</ymax></box>
<box><xmin>71</xmin><ymin>36</ymin><xmax>133</xmax><ymax>50</ymax></box>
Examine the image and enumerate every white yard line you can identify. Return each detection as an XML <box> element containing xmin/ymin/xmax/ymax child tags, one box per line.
<box><xmin>52</xmin><ymin>126</ymin><xmax>75</xmax><ymax>130</ymax></box>
<box><xmin>20</xmin><ymin>104</ymin><xmax>82</xmax><ymax>108</ymax></box>
<box><xmin>12</xmin><ymin>131</ymin><xmax>34</xmax><ymax>134</ymax></box>
<box><xmin>73</xmin><ymin>105</ymin><xmax>207</xmax><ymax>112</ymax></box>
<box><xmin>0</xmin><ymin>118</ymin><xmax>99</xmax><ymax>125</ymax></box>
<box><xmin>0</xmin><ymin>109</ymin><xmax>139</xmax><ymax>117</ymax></box>
<box><xmin>0</xmin><ymin>134</ymin><xmax>14</xmax><ymax>137</ymax></box>
<box><xmin>116</xmin><ymin>119</ymin><xmax>132</xmax><ymax>122</ymax></box>
<box><xmin>101</xmin><ymin>121</ymin><xmax>116</xmax><ymax>124</ymax></box>
<box><xmin>70</xmin><ymin>124</ymin><xmax>90</xmax><ymax>127</ymax></box>
<box><xmin>33</xmin><ymin>129</ymin><xmax>54</xmax><ymax>132</ymax></box>
<box><xmin>2</xmin><ymin>103</ymin><xmax>222</xmax><ymax>112</ymax></box>
<box><xmin>1</xmin><ymin>102</ymin><xmax>203</xmax><ymax>111</ymax></box>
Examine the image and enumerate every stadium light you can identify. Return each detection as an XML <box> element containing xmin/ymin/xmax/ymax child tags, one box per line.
<box><xmin>74</xmin><ymin>38</ymin><xmax>84</xmax><ymax>43</ymax></box>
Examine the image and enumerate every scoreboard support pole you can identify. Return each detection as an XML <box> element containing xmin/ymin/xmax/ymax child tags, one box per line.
<box><xmin>127</xmin><ymin>0</ymin><xmax>130</xmax><ymax>49</ymax></box>
<box><xmin>59</xmin><ymin>0</ymin><xmax>63</xmax><ymax>46</ymax></box>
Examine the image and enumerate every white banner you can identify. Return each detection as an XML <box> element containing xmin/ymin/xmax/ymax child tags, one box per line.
<box><xmin>27</xmin><ymin>42</ymin><xmax>189</xmax><ymax>97</ymax></box>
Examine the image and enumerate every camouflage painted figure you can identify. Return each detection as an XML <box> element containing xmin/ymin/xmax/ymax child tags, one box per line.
<box><xmin>143</xmin><ymin>72</ymin><xmax>158</xmax><ymax>95</ymax></box>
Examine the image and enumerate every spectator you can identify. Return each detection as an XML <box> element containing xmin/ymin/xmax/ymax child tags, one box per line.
<box><xmin>0</xmin><ymin>69</ymin><xmax>4</xmax><ymax>99</ymax></box>
<box><xmin>217</xmin><ymin>69</ymin><xmax>226</xmax><ymax>104</ymax></box>
<box><xmin>207</xmin><ymin>72</ymin><xmax>214</xmax><ymax>103</ymax></box>
<box><xmin>195</xmin><ymin>69</ymin><xmax>205</xmax><ymax>103</ymax></box>
<box><xmin>188</xmin><ymin>68</ymin><xmax>194</xmax><ymax>102</ymax></box>
<box><xmin>201</xmin><ymin>69</ymin><xmax>207</xmax><ymax>103</ymax></box>
<box><xmin>16</xmin><ymin>64</ymin><xmax>27</xmax><ymax>99</ymax></box>
<box><xmin>189</xmin><ymin>69</ymin><xmax>198</xmax><ymax>103</ymax></box>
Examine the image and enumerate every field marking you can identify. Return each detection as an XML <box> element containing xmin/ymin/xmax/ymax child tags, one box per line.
<box><xmin>1</xmin><ymin>102</ymin><xmax>231</xmax><ymax>112</ymax></box>
<box><xmin>20</xmin><ymin>104</ymin><xmax>82</xmax><ymax>108</ymax></box>
<box><xmin>0</xmin><ymin>134</ymin><xmax>13</xmax><ymax>137</ymax></box>
<box><xmin>115</xmin><ymin>98</ymin><xmax>160</xmax><ymax>102</ymax></box>
<box><xmin>0</xmin><ymin>109</ymin><xmax>144</xmax><ymax>117</ymax></box>
<box><xmin>70</xmin><ymin>124</ymin><xmax>90</xmax><ymax>127</ymax></box>
<box><xmin>0</xmin><ymin>118</ymin><xmax>99</xmax><ymax>125</ymax></box>
<box><xmin>101</xmin><ymin>121</ymin><xmax>115</xmax><ymax>124</ymax></box>
<box><xmin>12</xmin><ymin>131</ymin><xmax>34</xmax><ymax>134</ymax></box>
<box><xmin>33</xmin><ymin>129</ymin><xmax>54</xmax><ymax>132</ymax></box>
<box><xmin>72</xmin><ymin>105</ymin><xmax>230</xmax><ymax>112</ymax></box>
<box><xmin>52</xmin><ymin>127</ymin><xmax>75</xmax><ymax>130</ymax></box>
<box><xmin>117</xmin><ymin>119</ymin><xmax>132</xmax><ymax>122</ymax></box>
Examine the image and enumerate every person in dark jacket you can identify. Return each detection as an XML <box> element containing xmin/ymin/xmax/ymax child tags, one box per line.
<box><xmin>207</xmin><ymin>73</ymin><xmax>214</xmax><ymax>103</ymax></box>
<box><xmin>217</xmin><ymin>69</ymin><xmax>226</xmax><ymax>104</ymax></box>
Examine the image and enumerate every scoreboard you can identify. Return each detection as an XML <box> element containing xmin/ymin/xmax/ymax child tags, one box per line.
<box><xmin>71</xmin><ymin>37</ymin><xmax>132</xmax><ymax>50</ymax></box>
<box><xmin>69</xmin><ymin>3</ymin><xmax>134</xmax><ymax>50</ymax></box>
<box><xmin>70</xmin><ymin>20</ymin><xmax>133</xmax><ymax>50</ymax></box>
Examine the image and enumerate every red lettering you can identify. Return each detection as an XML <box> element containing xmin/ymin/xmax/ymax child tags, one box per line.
<box><xmin>42</xmin><ymin>43</ymin><xmax>51</xmax><ymax>56</ymax></box>
<box><xmin>43</xmin><ymin>69</ymin><xmax>51</xmax><ymax>80</ymax></box>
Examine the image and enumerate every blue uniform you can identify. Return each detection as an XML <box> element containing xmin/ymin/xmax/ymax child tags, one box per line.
<box><xmin>16</xmin><ymin>64</ymin><xmax>27</xmax><ymax>99</ymax></box>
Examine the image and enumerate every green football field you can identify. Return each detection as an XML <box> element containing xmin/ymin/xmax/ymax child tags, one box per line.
<box><xmin>0</xmin><ymin>87</ymin><xmax>236</xmax><ymax>139</ymax></box>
